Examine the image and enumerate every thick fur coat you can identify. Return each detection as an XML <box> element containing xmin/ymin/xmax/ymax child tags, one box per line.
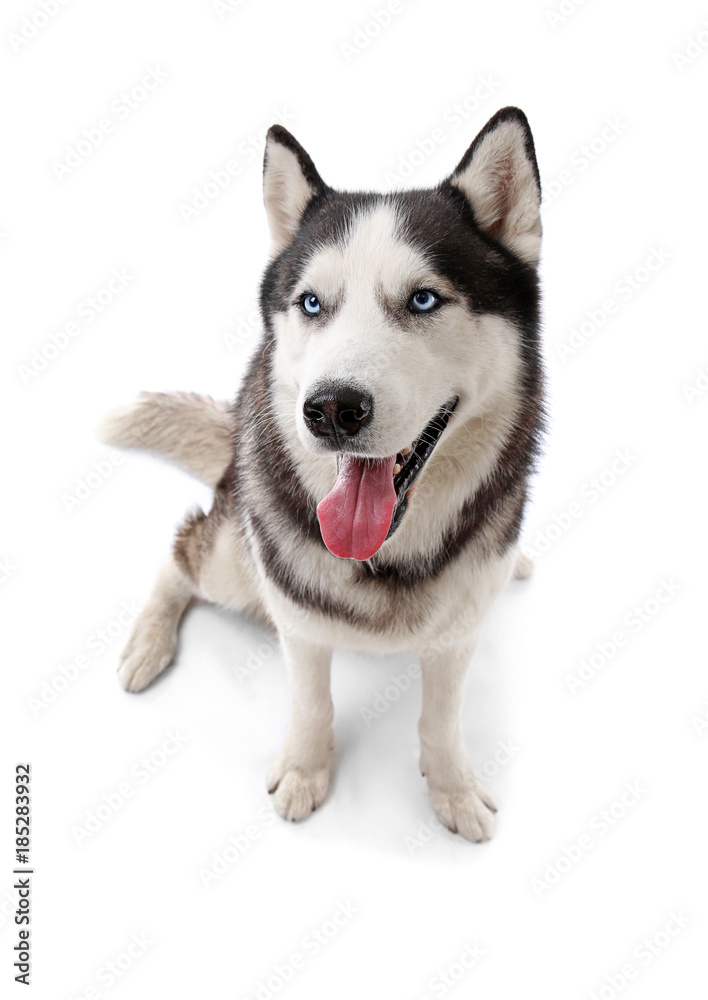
<box><xmin>100</xmin><ymin>107</ymin><xmax>545</xmax><ymax>842</ymax></box>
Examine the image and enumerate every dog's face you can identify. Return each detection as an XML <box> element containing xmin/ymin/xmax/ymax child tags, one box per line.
<box><xmin>260</xmin><ymin>109</ymin><xmax>542</xmax><ymax>561</ymax></box>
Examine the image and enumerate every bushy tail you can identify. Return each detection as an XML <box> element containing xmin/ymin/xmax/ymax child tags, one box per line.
<box><xmin>97</xmin><ymin>391</ymin><xmax>234</xmax><ymax>488</ymax></box>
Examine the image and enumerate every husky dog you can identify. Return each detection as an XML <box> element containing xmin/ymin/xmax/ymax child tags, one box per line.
<box><xmin>100</xmin><ymin>106</ymin><xmax>544</xmax><ymax>843</ymax></box>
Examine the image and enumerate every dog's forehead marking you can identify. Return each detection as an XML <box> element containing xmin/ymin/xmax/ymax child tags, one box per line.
<box><xmin>300</xmin><ymin>204</ymin><xmax>439</xmax><ymax>300</ymax></box>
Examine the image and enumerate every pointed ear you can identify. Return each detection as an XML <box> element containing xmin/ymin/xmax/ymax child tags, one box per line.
<box><xmin>448</xmin><ymin>107</ymin><xmax>542</xmax><ymax>265</ymax></box>
<box><xmin>263</xmin><ymin>126</ymin><xmax>327</xmax><ymax>252</ymax></box>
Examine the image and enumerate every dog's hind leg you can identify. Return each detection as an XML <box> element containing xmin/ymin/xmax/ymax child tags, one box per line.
<box><xmin>118</xmin><ymin>553</ymin><xmax>196</xmax><ymax>693</ymax></box>
<box><xmin>117</xmin><ymin>507</ymin><xmax>213</xmax><ymax>692</ymax></box>
<box><xmin>118</xmin><ymin>496</ymin><xmax>271</xmax><ymax>692</ymax></box>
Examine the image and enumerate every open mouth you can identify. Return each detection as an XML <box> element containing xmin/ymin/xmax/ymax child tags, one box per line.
<box><xmin>316</xmin><ymin>396</ymin><xmax>459</xmax><ymax>561</ymax></box>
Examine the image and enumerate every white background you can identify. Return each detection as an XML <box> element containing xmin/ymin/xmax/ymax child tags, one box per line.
<box><xmin>3</xmin><ymin>0</ymin><xmax>707</xmax><ymax>997</ymax></box>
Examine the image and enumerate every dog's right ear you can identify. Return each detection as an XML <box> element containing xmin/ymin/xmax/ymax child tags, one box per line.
<box><xmin>263</xmin><ymin>127</ymin><xmax>327</xmax><ymax>253</ymax></box>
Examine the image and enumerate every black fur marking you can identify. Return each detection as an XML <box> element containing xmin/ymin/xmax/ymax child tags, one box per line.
<box><xmin>248</xmin><ymin>512</ymin><xmax>376</xmax><ymax>631</ymax></box>
<box><xmin>396</xmin><ymin>188</ymin><xmax>540</xmax><ymax>334</ymax></box>
<box><xmin>260</xmin><ymin>186</ymin><xmax>539</xmax><ymax>344</ymax></box>
<box><xmin>234</xmin><ymin>348</ymin><xmax>323</xmax><ymax>544</ymax></box>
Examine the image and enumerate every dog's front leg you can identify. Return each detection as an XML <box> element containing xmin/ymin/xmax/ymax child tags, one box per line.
<box><xmin>418</xmin><ymin>641</ymin><xmax>497</xmax><ymax>842</ymax></box>
<box><xmin>267</xmin><ymin>634</ymin><xmax>334</xmax><ymax>822</ymax></box>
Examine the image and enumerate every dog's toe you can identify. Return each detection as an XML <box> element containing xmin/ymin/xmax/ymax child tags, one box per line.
<box><xmin>430</xmin><ymin>783</ymin><xmax>497</xmax><ymax>843</ymax></box>
<box><xmin>117</xmin><ymin>631</ymin><xmax>177</xmax><ymax>693</ymax></box>
<box><xmin>513</xmin><ymin>550</ymin><xmax>534</xmax><ymax>580</ymax></box>
<box><xmin>268</xmin><ymin>765</ymin><xmax>331</xmax><ymax>822</ymax></box>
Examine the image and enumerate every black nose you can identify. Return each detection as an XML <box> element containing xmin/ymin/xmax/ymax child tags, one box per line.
<box><xmin>303</xmin><ymin>385</ymin><xmax>373</xmax><ymax>441</ymax></box>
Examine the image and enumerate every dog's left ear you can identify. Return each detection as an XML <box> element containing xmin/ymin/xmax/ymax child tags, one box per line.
<box><xmin>263</xmin><ymin>126</ymin><xmax>327</xmax><ymax>252</ymax></box>
<box><xmin>448</xmin><ymin>107</ymin><xmax>542</xmax><ymax>266</ymax></box>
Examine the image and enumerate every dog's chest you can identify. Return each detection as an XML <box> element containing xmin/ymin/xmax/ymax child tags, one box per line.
<box><xmin>254</xmin><ymin>535</ymin><xmax>514</xmax><ymax>654</ymax></box>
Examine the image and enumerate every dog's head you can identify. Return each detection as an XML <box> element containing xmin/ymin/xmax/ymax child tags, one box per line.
<box><xmin>259</xmin><ymin>108</ymin><xmax>542</xmax><ymax>562</ymax></box>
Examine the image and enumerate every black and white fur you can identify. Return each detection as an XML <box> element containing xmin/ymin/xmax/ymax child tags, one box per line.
<box><xmin>100</xmin><ymin>107</ymin><xmax>545</xmax><ymax>842</ymax></box>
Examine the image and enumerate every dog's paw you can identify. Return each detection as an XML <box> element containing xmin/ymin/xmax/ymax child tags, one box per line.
<box><xmin>429</xmin><ymin>781</ymin><xmax>497</xmax><ymax>843</ymax></box>
<box><xmin>267</xmin><ymin>752</ymin><xmax>332</xmax><ymax>822</ymax></box>
<box><xmin>513</xmin><ymin>549</ymin><xmax>534</xmax><ymax>580</ymax></box>
<box><xmin>117</xmin><ymin>627</ymin><xmax>177</xmax><ymax>693</ymax></box>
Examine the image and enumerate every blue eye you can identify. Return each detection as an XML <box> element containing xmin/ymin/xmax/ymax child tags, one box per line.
<box><xmin>408</xmin><ymin>289</ymin><xmax>440</xmax><ymax>313</ymax></box>
<box><xmin>301</xmin><ymin>294</ymin><xmax>321</xmax><ymax>316</ymax></box>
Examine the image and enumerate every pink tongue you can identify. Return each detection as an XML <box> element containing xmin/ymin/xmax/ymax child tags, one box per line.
<box><xmin>317</xmin><ymin>454</ymin><xmax>397</xmax><ymax>561</ymax></box>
